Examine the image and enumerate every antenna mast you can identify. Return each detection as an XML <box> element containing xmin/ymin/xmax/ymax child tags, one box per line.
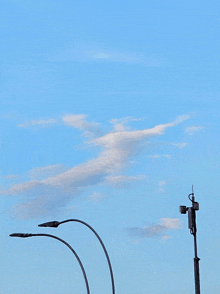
<box><xmin>179</xmin><ymin>186</ymin><xmax>200</xmax><ymax>294</ymax></box>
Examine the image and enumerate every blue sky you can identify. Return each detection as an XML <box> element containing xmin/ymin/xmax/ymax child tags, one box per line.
<box><xmin>0</xmin><ymin>0</ymin><xmax>220</xmax><ymax>293</ymax></box>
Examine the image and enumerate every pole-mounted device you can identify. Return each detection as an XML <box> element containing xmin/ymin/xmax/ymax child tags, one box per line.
<box><xmin>179</xmin><ymin>186</ymin><xmax>200</xmax><ymax>294</ymax></box>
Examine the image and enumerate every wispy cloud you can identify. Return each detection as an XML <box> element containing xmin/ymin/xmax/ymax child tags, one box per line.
<box><xmin>62</xmin><ymin>114</ymin><xmax>103</xmax><ymax>139</ymax></box>
<box><xmin>93</xmin><ymin>53</ymin><xmax>110</xmax><ymax>59</ymax></box>
<box><xmin>2</xmin><ymin>114</ymin><xmax>189</xmax><ymax>219</ymax></box>
<box><xmin>185</xmin><ymin>126</ymin><xmax>203</xmax><ymax>135</ymax></box>
<box><xmin>106</xmin><ymin>175</ymin><xmax>146</xmax><ymax>184</ymax></box>
<box><xmin>51</xmin><ymin>42</ymin><xmax>162</xmax><ymax>66</ymax></box>
<box><xmin>158</xmin><ymin>180</ymin><xmax>166</xmax><ymax>193</ymax></box>
<box><xmin>17</xmin><ymin>118</ymin><xmax>58</xmax><ymax>128</ymax></box>
<box><xmin>109</xmin><ymin>117</ymin><xmax>144</xmax><ymax>132</ymax></box>
<box><xmin>3</xmin><ymin>174</ymin><xmax>19</xmax><ymax>180</ymax></box>
<box><xmin>125</xmin><ymin>218</ymin><xmax>180</xmax><ymax>240</ymax></box>
<box><xmin>172</xmin><ymin>142</ymin><xmax>188</xmax><ymax>149</ymax></box>
<box><xmin>149</xmin><ymin>154</ymin><xmax>171</xmax><ymax>159</ymax></box>
<box><xmin>163</xmin><ymin>154</ymin><xmax>171</xmax><ymax>159</ymax></box>
<box><xmin>27</xmin><ymin>164</ymin><xmax>67</xmax><ymax>181</ymax></box>
<box><xmin>105</xmin><ymin>175</ymin><xmax>147</xmax><ymax>189</ymax></box>
<box><xmin>16</xmin><ymin>114</ymin><xmax>103</xmax><ymax>139</ymax></box>
<box><xmin>92</xmin><ymin>51</ymin><xmax>158</xmax><ymax>66</ymax></box>
<box><xmin>1</xmin><ymin>114</ymin><xmax>13</xmax><ymax>119</ymax></box>
<box><xmin>149</xmin><ymin>154</ymin><xmax>160</xmax><ymax>159</ymax></box>
<box><xmin>88</xmin><ymin>192</ymin><xmax>106</xmax><ymax>203</ymax></box>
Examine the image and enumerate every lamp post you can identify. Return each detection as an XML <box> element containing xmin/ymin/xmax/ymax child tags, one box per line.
<box><xmin>179</xmin><ymin>187</ymin><xmax>200</xmax><ymax>294</ymax></box>
<box><xmin>9</xmin><ymin>232</ymin><xmax>90</xmax><ymax>294</ymax></box>
<box><xmin>38</xmin><ymin>219</ymin><xmax>115</xmax><ymax>294</ymax></box>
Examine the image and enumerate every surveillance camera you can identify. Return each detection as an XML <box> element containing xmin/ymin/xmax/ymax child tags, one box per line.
<box><xmin>179</xmin><ymin>205</ymin><xmax>188</xmax><ymax>214</ymax></box>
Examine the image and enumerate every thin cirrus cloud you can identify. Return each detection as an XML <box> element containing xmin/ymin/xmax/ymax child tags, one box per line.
<box><xmin>88</xmin><ymin>191</ymin><xmax>106</xmax><ymax>203</ymax></box>
<box><xmin>185</xmin><ymin>126</ymin><xmax>203</xmax><ymax>135</ymax></box>
<box><xmin>149</xmin><ymin>154</ymin><xmax>171</xmax><ymax>159</ymax></box>
<box><xmin>92</xmin><ymin>51</ymin><xmax>159</xmax><ymax>66</ymax></box>
<box><xmin>158</xmin><ymin>180</ymin><xmax>166</xmax><ymax>193</ymax></box>
<box><xmin>3</xmin><ymin>114</ymin><xmax>189</xmax><ymax>219</ymax></box>
<box><xmin>124</xmin><ymin>218</ymin><xmax>180</xmax><ymax>239</ymax></box>
<box><xmin>105</xmin><ymin>175</ymin><xmax>147</xmax><ymax>189</ymax></box>
<box><xmin>17</xmin><ymin>118</ymin><xmax>58</xmax><ymax>128</ymax></box>
<box><xmin>51</xmin><ymin>42</ymin><xmax>160</xmax><ymax>66</ymax></box>
<box><xmin>172</xmin><ymin>142</ymin><xmax>188</xmax><ymax>149</ymax></box>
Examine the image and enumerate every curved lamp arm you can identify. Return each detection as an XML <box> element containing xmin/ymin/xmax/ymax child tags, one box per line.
<box><xmin>10</xmin><ymin>232</ymin><xmax>90</xmax><ymax>294</ymax></box>
<box><xmin>39</xmin><ymin>219</ymin><xmax>115</xmax><ymax>294</ymax></box>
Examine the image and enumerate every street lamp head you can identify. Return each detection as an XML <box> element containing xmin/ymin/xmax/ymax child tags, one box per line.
<box><xmin>38</xmin><ymin>221</ymin><xmax>60</xmax><ymax>228</ymax></box>
<box><xmin>10</xmin><ymin>233</ymin><xmax>32</xmax><ymax>238</ymax></box>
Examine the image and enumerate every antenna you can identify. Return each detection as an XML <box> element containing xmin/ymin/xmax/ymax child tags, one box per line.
<box><xmin>192</xmin><ymin>184</ymin><xmax>195</xmax><ymax>202</ymax></box>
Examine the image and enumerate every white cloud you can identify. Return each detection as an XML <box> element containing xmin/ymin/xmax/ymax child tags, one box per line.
<box><xmin>16</xmin><ymin>114</ymin><xmax>102</xmax><ymax>138</ymax></box>
<box><xmin>105</xmin><ymin>175</ymin><xmax>147</xmax><ymax>188</ymax></box>
<box><xmin>162</xmin><ymin>235</ymin><xmax>170</xmax><ymax>240</ymax></box>
<box><xmin>62</xmin><ymin>114</ymin><xmax>87</xmax><ymax>127</ymax></box>
<box><xmin>124</xmin><ymin>218</ymin><xmax>180</xmax><ymax>239</ymax></box>
<box><xmin>27</xmin><ymin>164</ymin><xmax>67</xmax><ymax>181</ymax></box>
<box><xmin>92</xmin><ymin>115</ymin><xmax>189</xmax><ymax>150</ymax></box>
<box><xmin>8</xmin><ymin>180</ymin><xmax>40</xmax><ymax>195</ymax></box>
<box><xmin>110</xmin><ymin>117</ymin><xmax>144</xmax><ymax>125</ymax></box>
<box><xmin>163</xmin><ymin>154</ymin><xmax>171</xmax><ymax>159</ymax></box>
<box><xmin>62</xmin><ymin>114</ymin><xmax>103</xmax><ymax>138</ymax></box>
<box><xmin>90</xmin><ymin>50</ymin><xmax>161</xmax><ymax>66</ymax></box>
<box><xmin>109</xmin><ymin>117</ymin><xmax>142</xmax><ymax>132</ymax></box>
<box><xmin>158</xmin><ymin>180</ymin><xmax>166</xmax><ymax>193</ymax></box>
<box><xmin>1</xmin><ymin>114</ymin><xmax>13</xmax><ymax>119</ymax></box>
<box><xmin>106</xmin><ymin>175</ymin><xmax>145</xmax><ymax>184</ymax></box>
<box><xmin>88</xmin><ymin>192</ymin><xmax>106</xmax><ymax>203</ymax></box>
<box><xmin>185</xmin><ymin>126</ymin><xmax>203</xmax><ymax>135</ymax></box>
<box><xmin>3</xmin><ymin>174</ymin><xmax>19</xmax><ymax>180</ymax></box>
<box><xmin>149</xmin><ymin>154</ymin><xmax>160</xmax><ymax>159</ymax></box>
<box><xmin>159</xmin><ymin>180</ymin><xmax>166</xmax><ymax>187</ymax></box>
<box><xmin>51</xmin><ymin>42</ymin><xmax>162</xmax><ymax>66</ymax></box>
<box><xmin>113</xmin><ymin>123</ymin><xmax>127</xmax><ymax>132</ymax></box>
<box><xmin>172</xmin><ymin>142</ymin><xmax>188</xmax><ymax>149</ymax></box>
<box><xmin>3</xmin><ymin>115</ymin><xmax>189</xmax><ymax>218</ymax></box>
<box><xmin>160</xmin><ymin>218</ymin><xmax>180</xmax><ymax>229</ymax></box>
<box><xmin>17</xmin><ymin>118</ymin><xmax>57</xmax><ymax>128</ymax></box>
<box><xmin>93</xmin><ymin>53</ymin><xmax>110</xmax><ymax>59</ymax></box>
<box><xmin>149</xmin><ymin>154</ymin><xmax>171</xmax><ymax>159</ymax></box>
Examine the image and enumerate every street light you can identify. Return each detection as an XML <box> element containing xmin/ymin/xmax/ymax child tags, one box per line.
<box><xmin>9</xmin><ymin>232</ymin><xmax>90</xmax><ymax>294</ymax></box>
<box><xmin>179</xmin><ymin>187</ymin><xmax>200</xmax><ymax>294</ymax></box>
<box><xmin>38</xmin><ymin>219</ymin><xmax>115</xmax><ymax>294</ymax></box>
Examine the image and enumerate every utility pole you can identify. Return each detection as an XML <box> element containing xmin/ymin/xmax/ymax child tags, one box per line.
<box><xmin>179</xmin><ymin>186</ymin><xmax>200</xmax><ymax>294</ymax></box>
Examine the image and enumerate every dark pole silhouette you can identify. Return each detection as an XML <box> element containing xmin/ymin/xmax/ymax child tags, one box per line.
<box><xmin>9</xmin><ymin>232</ymin><xmax>90</xmax><ymax>294</ymax></box>
<box><xmin>179</xmin><ymin>187</ymin><xmax>200</xmax><ymax>294</ymax></box>
<box><xmin>38</xmin><ymin>219</ymin><xmax>115</xmax><ymax>294</ymax></box>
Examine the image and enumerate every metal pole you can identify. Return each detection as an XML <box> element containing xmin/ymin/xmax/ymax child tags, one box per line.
<box><xmin>179</xmin><ymin>187</ymin><xmax>201</xmax><ymax>294</ymax></box>
<box><xmin>192</xmin><ymin>212</ymin><xmax>200</xmax><ymax>294</ymax></box>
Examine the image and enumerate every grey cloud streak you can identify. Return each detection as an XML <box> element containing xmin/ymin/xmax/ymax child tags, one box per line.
<box><xmin>3</xmin><ymin>115</ymin><xmax>189</xmax><ymax>219</ymax></box>
<box><xmin>125</xmin><ymin>218</ymin><xmax>180</xmax><ymax>239</ymax></box>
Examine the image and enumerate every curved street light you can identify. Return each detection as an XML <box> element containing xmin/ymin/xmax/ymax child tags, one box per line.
<box><xmin>38</xmin><ymin>219</ymin><xmax>115</xmax><ymax>294</ymax></box>
<box><xmin>9</xmin><ymin>232</ymin><xmax>90</xmax><ymax>294</ymax></box>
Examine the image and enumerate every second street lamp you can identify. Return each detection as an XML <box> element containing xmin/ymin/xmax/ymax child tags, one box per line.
<box><xmin>9</xmin><ymin>232</ymin><xmax>90</xmax><ymax>294</ymax></box>
<box><xmin>38</xmin><ymin>219</ymin><xmax>115</xmax><ymax>294</ymax></box>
